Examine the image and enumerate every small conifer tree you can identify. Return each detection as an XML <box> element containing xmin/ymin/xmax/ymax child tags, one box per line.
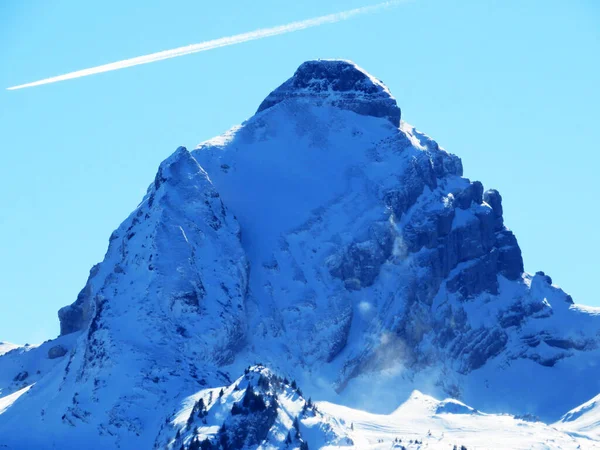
<box><xmin>293</xmin><ymin>417</ymin><xmax>300</xmax><ymax>432</ymax></box>
<box><xmin>189</xmin><ymin>437</ymin><xmax>201</xmax><ymax>450</ymax></box>
<box><xmin>200</xmin><ymin>438</ymin><xmax>213</xmax><ymax>450</ymax></box>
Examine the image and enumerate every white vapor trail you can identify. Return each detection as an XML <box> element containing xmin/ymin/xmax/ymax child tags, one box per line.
<box><xmin>7</xmin><ymin>1</ymin><xmax>402</xmax><ymax>90</ymax></box>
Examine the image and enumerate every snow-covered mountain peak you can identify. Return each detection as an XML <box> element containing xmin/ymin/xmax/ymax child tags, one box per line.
<box><xmin>3</xmin><ymin>60</ymin><xmax>600</xmax><ymax>448</ymax></box>
<box><xmin>257</xmin><ymin>59</ymin><xmax>401</xmax><ymax>126</ymax></box>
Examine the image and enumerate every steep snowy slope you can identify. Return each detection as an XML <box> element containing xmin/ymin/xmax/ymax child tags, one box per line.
<box><xmin>0</xmin><ymin>342</ymin><xmax>20</xmax><ymax>357</ymax></box>
<box><xmin>1</xmin><ymin>59</ymin><xmax>599</xmax><ymax>448</ymax></box>
<box><xmin>152</xmin><ymin>365</ymin><xmax>600</xmax><ymax>449</ymax></box>
<box><xmin>555</xmin><ymin>392</ymin><xmax>600</xmax><ymax>440</ymax></box>
<box><xmin>0</xmin><ymin>147</ymin><xmax>248</xmax><ymax>449</ymax></box>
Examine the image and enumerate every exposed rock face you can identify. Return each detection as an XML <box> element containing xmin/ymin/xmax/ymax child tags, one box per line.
<box><xmin>47</xmin><ymin>344</ymin><xmax>68</xmax><ymax>359</ymax></box>
<box><xmin>58</xmin><ymin>264</ymin><xmax>99</xmax><ymax>335</ymax></box>
<box><xmin>257</xmin><ymin>59</ymin><xmax>401</xmax><ymax>126</ymax></box>
<box><xmin>483</xmin><ymin>189</ymin><xmax>504</xmax><ymax>230</ymax></box>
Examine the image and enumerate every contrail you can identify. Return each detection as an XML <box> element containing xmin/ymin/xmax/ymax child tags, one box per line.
<box><xmin>7</xmin><ymin>1</ymin><xmax>402</xmax><ymax>90</ymax></box>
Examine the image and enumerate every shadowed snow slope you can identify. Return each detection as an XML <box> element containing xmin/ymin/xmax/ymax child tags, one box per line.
<box><xmin>1</xmin><ymin>59</ymin><xmax>599</xmax><ymax>449</ymax></box>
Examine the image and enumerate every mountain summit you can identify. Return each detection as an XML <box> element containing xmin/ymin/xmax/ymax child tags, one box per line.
<box><xmin>257</xmin><ymin>59</ymin><xmax>401</xmax><ymax>126</ymax></box>
<box><xmin>1</xmin><ymin>60</ymin><xmax>600</xmax><ymax>449</ymax></box>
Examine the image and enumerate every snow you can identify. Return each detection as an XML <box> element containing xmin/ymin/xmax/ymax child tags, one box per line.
<box><xmin>450</xmin><ymin>207</ymin><xmax>476</xmax><ymax>230</ymax></box>
<box><xmin>0</xmin><ymin>384</ymin><xmax>33</xmax><ymax>415</ymax></box>
<box><xmin>195</xmin><ymin>103</ymin><xmax>395</xmax><ymax>260</ymax></box>
<box><xmin>570</xmin><ymin>304</ymin><xmax>600</xmax><ymax>316</ymax></box>
<box><xmin>0</xmin><ymin>342</ymin><xmax>20</xmax><ymax>356</ymax></box>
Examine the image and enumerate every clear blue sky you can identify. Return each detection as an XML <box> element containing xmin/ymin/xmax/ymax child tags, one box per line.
<box><xmin>1</xmin><ymin>0</ymin><xmax>598</xmax><ymax>344</ymax></box>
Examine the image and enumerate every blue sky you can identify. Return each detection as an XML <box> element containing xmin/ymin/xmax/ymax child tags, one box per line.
<box><xmin>1</xmin><ymin>0</ymin><xmax>598</xmax><ymax>344</ymax></box>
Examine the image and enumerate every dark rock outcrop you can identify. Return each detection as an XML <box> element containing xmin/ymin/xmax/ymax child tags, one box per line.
<box><xmin>446</xmin><ymin>250</ymin><xmax>500</xmax><ymax>298</ymax></box>
<box><xmin>455</xmin><ymin>181</ymin><xmax>484</xmax><ymax>209</ymax></box>
<box><xmin>257</xmin><ymin>60</ymin><xmax>401</xmax><ymax>127</ymax></box>
<box><xmin>483</xmin><ymin>189</ymin><xmax>504</xmax><ymax>231</ymax></box>
<box><xmin>47</xmin><ymin>344</ymin><xmax>68</xmax><ymax>359</ymax></box>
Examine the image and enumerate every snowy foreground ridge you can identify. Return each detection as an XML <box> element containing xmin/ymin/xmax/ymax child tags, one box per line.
<box><xmin>1</xmin><ymin>60</ymin><xmax>600</xmax><ymax>449</ymax></box>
